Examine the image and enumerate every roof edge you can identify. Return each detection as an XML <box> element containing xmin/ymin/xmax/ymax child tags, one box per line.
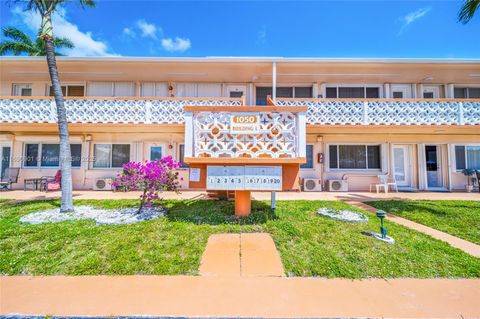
<box><xmin>1</xmin><ymin>56</ymin><xmax>480</xmax><ymax>64</ymax></box>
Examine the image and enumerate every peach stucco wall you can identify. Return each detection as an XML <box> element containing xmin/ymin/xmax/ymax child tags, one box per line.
<box><xmin>1</xmin><ymin>125</ymin><xmax>479</xmax><ymax>192</ymax></box>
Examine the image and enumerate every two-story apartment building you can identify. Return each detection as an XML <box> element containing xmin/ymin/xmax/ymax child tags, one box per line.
<box><xmin>1</xmin><ymin>57</ymin><xmax>479</xmax><ymax>192</ymax></box>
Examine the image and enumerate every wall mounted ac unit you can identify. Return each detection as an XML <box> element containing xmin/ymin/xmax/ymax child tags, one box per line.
<box><xmin>93</xmin><ymin>178</ymin><xmax>113</xmax><ymax>191</ymax></box>
<box><xmin>327</xmin><ymin>180</ymin><xmax>348</xmax><ymax>192</ymax></box>
<box><xmin>303</xmin><ymin>179</ymin><xmax>322</xmax><ymax>192</ymax></box>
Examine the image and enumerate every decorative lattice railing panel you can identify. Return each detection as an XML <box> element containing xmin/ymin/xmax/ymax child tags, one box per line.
<box><xmin>276</xmin><ymin>99</ymin><xmax>480</xmax><ymax>125</ymax></box>
<box><xmin>193</xmin><ymin>111</ymin><xmax>298</xmax><ymax>158</ymax></box>
<box><xmin>0</xmin><ymin>98</ymin><xmax>242</xmax><ymax>124</ymax></box>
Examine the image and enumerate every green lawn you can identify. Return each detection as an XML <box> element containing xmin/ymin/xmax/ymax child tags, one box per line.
<box><xmin>1</xmin><ymin>199</ymin><xmax>479</xmax><ymax>278</ymax></box>
<box><xmin>0</xmin><ymin>199</ymin><xmax>10</xmax><ymax>203</ymax></box>
<box><xmin>368</xmin><ymin>200</ymin><xmax>480</xmax><ymax>245</ymax></box>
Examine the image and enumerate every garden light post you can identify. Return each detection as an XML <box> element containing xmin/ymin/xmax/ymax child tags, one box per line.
<box><xmin>376</xmin><ymin>209</ymin><xmax>388</xmax><ymax>239</ymax></box>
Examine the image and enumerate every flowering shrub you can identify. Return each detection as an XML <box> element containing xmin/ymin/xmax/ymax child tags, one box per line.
<box><xmin>112</xmin><ymin>156</ymin><xmax>182</xmax><ymax>213</ymax></box>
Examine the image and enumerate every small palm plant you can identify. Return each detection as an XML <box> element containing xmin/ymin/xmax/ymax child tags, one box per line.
<box><xmin>461</xmin><ymin>168</ymin><xmax>475</xmax><ymax>192</ymax></box>
<box><xmin>0</xmin><ymin>27</ymin><xmax>74</xmax><ymax>56</ymax></box>
<box><xmin>458</xmin><ymin>0</ymin><xmax>480</xmax><ymax>24</ymax></box>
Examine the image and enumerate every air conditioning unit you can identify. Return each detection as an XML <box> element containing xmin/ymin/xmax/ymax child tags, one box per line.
<box><xmin>327</xmin><ymin>180</ymin><xmax>348</xmax><ymax>192</ymax></box>
<box><xmin>93</xmin><ymin>178</ymin><xmax>113</xmax><ymax>191</ymax></box>
<box><xmin>303</xmin><ymin>179</ymin><xmax>322</xmax><ymax>192</ymax></box>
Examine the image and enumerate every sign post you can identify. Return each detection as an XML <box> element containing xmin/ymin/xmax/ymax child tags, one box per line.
<box><xmin>183</xmin><ymin>105</ymin><xmax>307</xmax><ymax>216</ymax></box>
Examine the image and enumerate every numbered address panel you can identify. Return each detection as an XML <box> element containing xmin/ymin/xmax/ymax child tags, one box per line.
<box><xmin>206</xmin><ymin>165</ymin><xmax>282</xmax><ymax>191</ymax></box>
<box><xmin>244</xmin><ymin>166</ymin><xmax>282</xmax><ymax>191</ymax></box>
<box><xmin>207</xmin><ymin>166</ymin><xmax>245</xmax><ymax>190</ymax></box>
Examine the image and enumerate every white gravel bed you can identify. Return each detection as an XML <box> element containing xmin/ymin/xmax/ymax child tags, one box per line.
<box><xmin>19</xmin><ymin>205</ymin><xmax>167</xmax><ymax>225</ymax></box>
<box><xmin>317</xmin><ymin>207</ymin><xmax>369</xmax><ymax>222</ymax></box>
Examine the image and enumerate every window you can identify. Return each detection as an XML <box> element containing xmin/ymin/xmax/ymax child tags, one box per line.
<box><xmin>455</xmin><ymin>145</ymin><xmax>480</xmax><ymax>170</ymax></box>
<box><xmin>141</xmin><ymin>83</ymin><xmax>168</xmax><ymax>97</ymax></box>
<box><xmin>150</xmin><ymin>146</ymin><xmax>163</xmax><ymax>161</ymax></box>
<box><xmin>325</xmin><ymin>86</ymin><xmax>380</xmax><ymax>99</ymax></box>
<box><xmin>87</xmin><ymin>82</ymin><xmax>135</xmax><ymax>97</ymax></box>
<box><xmin>423</xmin><ymin>92</ymin><xmax>434</xmax><ymax>99</ymax></box>
<box><xmin>256</xmin><ymin>86</ymin><xmax>313</xmax><ymax>105</ymax></box>
<box><xmin>12</xmin><ymin>84</ymin><xmax>32</xmax><ymax>96</ymax></box>
<box><xmin>301</xmin><ymin>144</ymin><xmax>314</xmax><ymax>169</ymax></box>
<box><xmin>329</xmin><ymin>145</ymin><xmax>381</xmax><ymax>170</ymax></box>
<box><xmin>393</xmin><ymin>91</ymin><xmax>404</xmax><ymax>98</ymax></box>
<box><xmin>24</xmin><ymin>143</ymin><xmax>82</xmax><ymax>168</ymax></box>
<box><xmin>49</xmin><ymin>85</ymin><xmax>85</xmax><ymax>97</ymax></box>
<box><xmin>454</xmin><ymin>87</ymin><xmax>480</xmax><ymax>99</ymax></box>
<box><xmin>93</xmin><ymin>144</ymin><xmax>130</xmax><ymax>168</ymax></box>
<box><xmin>179</xmin><ymin>144</ymin><xmax>188</xmax><ymax>168</ymax></box>
<box><xmin>230</xmin><ymin>91</ymin><xmax>243</xmax><ymax>98</ymax></box>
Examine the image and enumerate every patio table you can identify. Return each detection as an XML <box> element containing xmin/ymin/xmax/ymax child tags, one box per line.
<box><xmin>23</xmin><ymin>178</ymin><xmax>44</xmax><ymax>191</ymax></box>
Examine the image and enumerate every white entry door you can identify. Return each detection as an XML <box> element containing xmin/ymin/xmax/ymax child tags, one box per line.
<box><xmin>392</xmin><ymin>145</ymin><xmax>411</xmax><ymax>187</ymax></box>
<box><xmin>425</xmin><ymin>145</ymin><xmax>444</xmax><ymax>189</ymax></box>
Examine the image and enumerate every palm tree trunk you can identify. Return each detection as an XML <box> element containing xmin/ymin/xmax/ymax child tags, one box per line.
<box><xmin>44</xmin><ymin>38</ymin><xmax>74</xmax><ymax>213</ymax></box>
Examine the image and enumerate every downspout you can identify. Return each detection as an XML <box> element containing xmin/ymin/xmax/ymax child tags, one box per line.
<box><xmin>272</xmin><ymin>61</ymin><xmax>277</xmax><ymax>104</ymax></box>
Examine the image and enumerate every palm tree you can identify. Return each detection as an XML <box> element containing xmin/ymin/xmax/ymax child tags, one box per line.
<box><xmin>458</xmin><ymin>0</ymin><xmax>480</xmax><ymax>23</ymax></box>
<box><xmin>0</xmin><ymin>27</ymin><xmax>74</xmax><ymax>56</ymax></box>
<box><xmin>18</xmin><ymin>0</ymin><xmax>95</xmax><ymax>213</ymax></box>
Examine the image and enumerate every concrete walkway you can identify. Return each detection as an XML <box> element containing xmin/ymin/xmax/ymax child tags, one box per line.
<box><xmin>1</xmin><ymin>276</ymin><xmax>479</xmax><ymax>318</ymax></box>
<box><xmin>349</xmin><ymin>201</ymin><xmax>480</xmax><ymax>258</ymax></box>
<box><xmin>199</xmin><ymin>233</ymin><xmax>285</xmax><ymax>277</ymax></box>
<box><xmin>1</xmin><ymin>189</ymin><xmax>479</xmax><ymax>202</ymax></box>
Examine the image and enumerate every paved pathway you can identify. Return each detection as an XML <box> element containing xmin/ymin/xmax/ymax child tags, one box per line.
<box><xmin>1</xmin><ymin>276</ymin><xmax>479</xmax><ymax>318</ymax></box>
<box><xmin>349</xmin><ymin>201</ymin><xmax>480</xmax><ymax>258</ymax></box>
<box><xmin>199</xmin><ymin>233</ymin><xmax>284</xmax><ymax>277</ymax></box>
<box><xmin>1</xmin><ymin>189</ymin><xmax>479</xmax><ymax>202</ymax></box>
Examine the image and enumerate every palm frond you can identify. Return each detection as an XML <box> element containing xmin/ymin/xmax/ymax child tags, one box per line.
<box><xmin>2</xmin><ymin>27</ymin><xmax>34</xmax><ymax>46</ymax></box>
<box><xmin>54</xmin><ymin>37</ymin><xmax>74</xmax><ymax>49</ymax></box>
<box><xmin>0</xmin><ymin>41</ymin><xmax>36</xmax><ymax>56</ymax></box>
<box><xmin>458</xmin><ymin>0</ymin><xmax>480</xmax><ymax>23</ymax></box>
<box><xmin>79</xmin><ymin>0</ymin><xmax>95</xmax><ymax>8</ymax></box>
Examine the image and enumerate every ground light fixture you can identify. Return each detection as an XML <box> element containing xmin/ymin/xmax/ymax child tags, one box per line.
<box><xmin>373</xmin><ymin>209</ymin><xmax>395</xmax><ymax>244</ymax></box>
<box><xmin>361</xmin><ymin>209</ymin><xmax>395</xmax><ymax>244</ymax></box>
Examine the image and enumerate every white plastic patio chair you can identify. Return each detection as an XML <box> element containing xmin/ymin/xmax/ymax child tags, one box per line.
<box><xmin>386</xmin><ymin>176</ymin><xmax>399</xmax><ymax>193</ymax></box>
<box><xmin>369</xmin><ymin>175</ymin><xmax>389</xmax><ymax>193</ymax></box>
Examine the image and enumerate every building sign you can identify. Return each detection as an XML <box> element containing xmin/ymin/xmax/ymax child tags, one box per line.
<box><xmin>230</xmin><ymin>113</ymin><xmax>260</xmax><ymax>134</ymax></box>
<box><xmin>189</xmin><ymin>168</ymin><xmax>201</xmax><ymax>182</ymax></box>
<box><xmin>207</xmin><ymin>165</ymin><xmax>282</xmax><ymax>191</ymax></box>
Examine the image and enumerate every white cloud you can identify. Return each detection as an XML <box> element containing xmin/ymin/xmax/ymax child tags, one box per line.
<box><xmin>398</xmin><ymin>7</ymin><xmax>431</xmax><ymax>35</ymax></box>
<box><xmin>136</xmin><ymin>19</ymin><xmax>159</xmax><ymax>39</ymax></box>
<box><xmin>161</xmin><ymin>37</ymin><xmax>191</xmax><ymax>52</ymax></box>
<box><xmin>11</xmin><ymin>6</ymin><xmax>116</xmax><ymax>56</ymax></box>
<box><xmin>122</xmin><ymin>27</ymin><xmax>136</xmax><ymax>38</ymax></box>
<box><xmin>257</xmin><ymin>25</ymin><xmax>267</xmax><ymax>45</ymax></box>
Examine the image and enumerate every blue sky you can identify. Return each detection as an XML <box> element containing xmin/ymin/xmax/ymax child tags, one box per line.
<box><xmin>0</xmin><ymin>0</ymin><xmax>478</xmax><ymax>58</ymax></box>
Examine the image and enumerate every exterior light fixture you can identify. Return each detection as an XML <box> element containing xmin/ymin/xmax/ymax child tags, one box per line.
<box><xmin>372</xmin><ymin>209</ymin><xmax>395</xmax><ymax>244</ymax></box>
<box><xmin>376</xmin><ymin>210</ymin><xmax>388</xmax><ymax>239</ymax></box>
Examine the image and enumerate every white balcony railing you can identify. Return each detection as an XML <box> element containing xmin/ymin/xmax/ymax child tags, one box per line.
<box><xmin>0</xmin><ymin>97</ymin><xmax>243</xmax><ymax>124</ymax></box>
<box><xmin>1</xmin><ymin>97</ymin><xmax>479</xmax><ymax>126</ymax></box>
<box><xmin>276</xmin><ymin>98</ymin><xmax>480</xmax><ymax>125</ymax></box>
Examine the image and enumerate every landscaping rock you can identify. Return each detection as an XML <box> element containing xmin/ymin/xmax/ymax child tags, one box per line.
<box><xmin>20</xmin><ymin>205</ymin><xmax>167</xmax><ymax>225</ymax></box>
<box><xmin>317</xmin><ymin>207</ymin><xmax>368</xmax><ymax>222</ymax></box>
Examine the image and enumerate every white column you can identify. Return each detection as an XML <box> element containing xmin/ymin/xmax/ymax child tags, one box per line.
<box><xmin>320</xmin><ymin>83</ymin><xmax>326</xmax><ymax>98</ymax></box>
<box><xmin>297</xmin><ymin>112</ymin><xmax>307</xmax><ymax>157</ymax></box>
<box><xmin>312</xmin><ymin>83</ymin><xmax>319</xmax><ymax>98</ymax></box>
<box><xmin>418</xmin><ymin>84</ymin><xmax>424</xmax><ymax>99</ymax></box>
<box><xmin>184</xmin><ymin>112</ymin><xmax>194</xmax><ymax>157</ymax></box>
<box><xmin>384</xmin><ymin>83</ymin><xmax>391</xmax><ymax>98</ymax></box>
<box><xmin>446</xmin><ymin>84</ymin><xmax>455</xmax><ymax>98</ymax></box>
<box><xmin>248</xmin><ymin>83</ymin><xmax>254</xmax><ymax>105</ymax></box>
<box><xmin>272</xmin><ymin>62</ymin><xmax>277</xmax><ymax>103</ymax></box>
<box><xmin>411</xmin><ymin>84</ymin><xmax>418</xmax><ymax>98</ymax></box>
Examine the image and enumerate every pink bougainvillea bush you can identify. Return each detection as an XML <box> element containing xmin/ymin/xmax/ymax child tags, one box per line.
<box><xmin>112</xmin><ymin>156</ymin><xmax>182</xmax><ymax>213</ymax></box>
